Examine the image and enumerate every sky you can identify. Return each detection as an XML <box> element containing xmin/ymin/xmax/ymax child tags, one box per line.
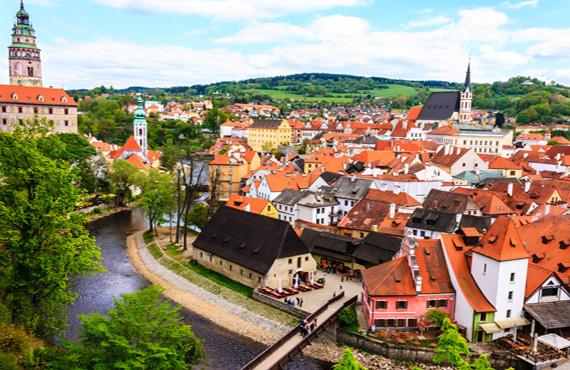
<box><xmin>0</xmin><ymin>0</ymin><xmax>569</xmax><ymax>89</ymax></box>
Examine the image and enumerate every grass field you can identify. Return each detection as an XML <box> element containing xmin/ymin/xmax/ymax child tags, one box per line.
<box><xmin>242</xmin><ymin>84</ymin><xmax>453</xmax><ymax>102</ymax></box>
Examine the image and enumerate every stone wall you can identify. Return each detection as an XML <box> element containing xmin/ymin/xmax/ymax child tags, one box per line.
<box><xmin>337</xmin><ymin>329</ymin><xmax>526</xmax><ymax>370</ymax></box>
<box><xmin>252</xmin><ymin>290</ymin><xmax>309</xmax><ymax>318</ymax></box>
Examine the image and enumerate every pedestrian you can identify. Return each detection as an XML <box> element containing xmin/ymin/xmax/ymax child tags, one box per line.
<box><xmin>333</xmin><ymin>291</ymin><xmax>336</xmax><ymax>298</ymax></box>
<box><xmin>300</xmin><ymin>298</ymin><xmax>304</xmax><ymax>307</ymax></box>
<box><xmin>297</xmin><ymin>297</ymin><xmax>301</xmax><ymax>305</ymax></box>
<box><xmin>340</xmin><ymin>284</ymin><xmax>343</xmax><ymax>290</ymax></box>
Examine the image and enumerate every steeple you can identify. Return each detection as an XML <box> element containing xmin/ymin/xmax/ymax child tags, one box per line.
<box><xmin>464</xmin><ymin>58</ymin><xmax>471</xmax><ymax>92</ymax></box>
<box><xmin>9</xmin><ymin>0</ymin><xmax>42</xmax><ymax>86</ymax></box>
<box><xmin>133</xmin><ymin>94</ymin><xmax>148</xmax><ymax>155</ymax></box>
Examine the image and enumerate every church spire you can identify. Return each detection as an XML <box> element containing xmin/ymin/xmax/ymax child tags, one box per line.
<box><xmin>464</xmin><ymin>58</ymin><xmax>471</xmax><ymax>92</ymax></box>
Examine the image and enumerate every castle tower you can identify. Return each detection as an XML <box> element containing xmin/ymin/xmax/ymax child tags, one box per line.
<box><xmin>459</xmin><ymin>60</ymin><xmax>472</xmax><ymax>124</ymax></box>
<box><xmin>9</xmin><ymin>0</ymin><xmax>43</xmax><ymax>87</ymax></box>
<box><xmin>133</xmin><ymin>95</ymin><xmax>148</xmax><ymax>155</ymax></box>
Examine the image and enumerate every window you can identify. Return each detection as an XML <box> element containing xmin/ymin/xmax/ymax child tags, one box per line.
<box><xmin>200</xmin><ymin>252</ymin><xmax>203</xmax><ymax>258</ymax></box>
<box><xmin>27</xmin><ymin>67</ymin><xmax>34</xmax><ymax>76</ymax></box>
<box><xmin>541</xmin><ymin>287</ymin><xmax>559</xmax><ymax>298</ymax></box>
<box><xmin>407</xmin><ymin>319</ymin><xmax>418</xmax><ymax>327</ymax></box>
<box><xmin>64</xmin><ymin>108</ymin><xmax>69</xmax><ymax>115</ymax></box>
<box><xmin>240</xmin><ymin>269</ymin><xmax>243</xmax><ymax>275</ymax></box>
<box><xmin>2</xmin><ymin>119</ymin><xmax>6</xmax><ymax>125</ymax></box>
<box><xmin>305</xmin><ymin>257</ymin><xmax>309</xmax><ymax>261</ymax></box>
<box><xmin>18</xmin><ymin>107</ymin><xmax>23</xmax><ymax>113</ymax></box>
<box><xmin>375</xmin><ymin>319</ymin><xmax>386</xmax><ymax>327</ymax></box>
<box><xmin>387</xmin><ymin>319</ymin><xmax>396</xmax><ymax>327</ymax></box>
<box><xmin>1</xmin><ymin>106</ymin><xmax>5</xmax><ymax>113</ymax></box>
<box><xmin>34</xmin><ymin>107</ymin><xmax>39</xmax><ymax>114</ymax></box>
<box><xmin>508</xmin><ymin>291</ymin><xmax>513</xmax><ymax>301</ymax></box>
<box><xmin>427</xmin><ymin>300</ymin><xmax>437</xmax><ymax>308</ymax></box>
<box><xmin>396</xmin><ymin>319</ymin><xmax>406</xmax><ymax>327</ymax></box>
<box><xmin>288</xmin><ymin>258</ymin><xmax>292</xmax><ymax>265</ymax></box>
<box><xmin>438</xmin><ymin>299</ymin><xmax>448</xmax><ymax>308</ymax></box>
<box><xmin>64</xmin><ymin>121</ymin><xmax>69</xmax><ymax>127</ymax></box>
<box><xmin>48</xmin><ymin>108</ymin><xmax>53</xmax><ymax>114</ymax></box>
<box><xmin>483</xmin><ymin>263</ymin><xmax>487</xmax><ymax>275</ymax></box>
<box><xmin>510</xmin><ymin>273</ymin><xmax>515</xmax><ymax>282</ymax></box>
<box><xmin>249</xmin><ymin>273</ymin><xmax>253</xmax><ymax>278</ymax></box>
<box><xmin>219</xmin><ymin>260</ymin><xmax>223</xmax><ymax>266</ymax></box>
<box><xmin>376</xmin><ymin>301</ymin><xmax>387</xmax><ymax>309</ymax></box>
<box><xmin>480</xmin><ymin>313</ymin><xmax>487</xmax><ymax>321</ymax></box>
<box><xmin>506</xmin><ymin>309</ymin><xmax>511</xmax><ymax>318</ymax></box>
<box><xmin>396</xmin><ymin>301</ymin><xmax>408</xmax><ymax>310</ymax></box>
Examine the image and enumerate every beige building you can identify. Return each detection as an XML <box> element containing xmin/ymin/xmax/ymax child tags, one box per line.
<box><xmin>193</xmin><ymin>206</ymin><xmax>316</xmax><ymax>290</ymax></box>
<box><xmin>209</xmin><ymin>148</ymin><xmax>260</xmax><ymax>201</ymax></box>
<box><xmin>247</xmin><ymin>119</ymin><xmax>292</xmax><ymax>152</ymax></box>
<box><xmin>0</xmin><ymin>85</ymin><xmax>78</xmax><ymax>133</ymax></box>
<box><xmin>426</xmin><ymin>126</ymin><xmax>513</xmax><ymax>156</ymax></box>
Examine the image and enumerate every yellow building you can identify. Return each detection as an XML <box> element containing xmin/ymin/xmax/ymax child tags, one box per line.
<box><xmin>225</xmin><ymin>194</ymin><xmax>278</xmax><ymax>219</ymax></box>
<box><xmin>247</xmin><ymin>119</ymin><xmax>292</xmax><ymax>152</ymax></box>
<box><xmin>209</xmin><ymin>149</ymin><xmax>260</xmax><ymax>201</ymax></box>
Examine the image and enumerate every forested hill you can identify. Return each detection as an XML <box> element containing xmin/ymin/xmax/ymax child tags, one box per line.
<box><xmin>70</xmin><ymin>73</ymin><xmax>570</xmax><ymax>124</ymax></box>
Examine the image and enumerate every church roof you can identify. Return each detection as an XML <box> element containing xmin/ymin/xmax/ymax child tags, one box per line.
<box><xmin>417</xmin><ymin>91</ymin><xmax>460</xmax><ymax>121</ymax></box>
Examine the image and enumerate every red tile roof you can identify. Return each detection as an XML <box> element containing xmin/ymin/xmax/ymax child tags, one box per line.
<box><xmin>472</xmin><ymin>216</ymin><xmax>529</xmax><ymax>261</ymax></box>
<box><xmin>0</xmin><ymin>84</ymin><xmax>77</xmax><ymax>106</ymax></box>
<box><xmin>440</xmin><ymin>234</ymin><xmax>496</xmax><ymax>313</ymax></box>
<box><xmin>363</xmin><ymin>257</ymin><xmax>416</xmax><ymax>296</ymax></box>
<box><xmin>225</xmin><ymin>194</ymin><xmax>272</xmax><ymax>215</ymax></box>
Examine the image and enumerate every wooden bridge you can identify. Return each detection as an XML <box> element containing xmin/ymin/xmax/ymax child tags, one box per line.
<box><xmin>241</xmin><ymin>292</ymin><xmax>358</xmax><ymax>370</ymax></box>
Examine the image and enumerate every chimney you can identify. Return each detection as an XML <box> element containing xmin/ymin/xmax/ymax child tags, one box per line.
<box><xmin>381</xmin><ymin>183</ymin><xmax>388</xmax><ymax>191</ymax></box>
<box><xmin>244</xmin><ymin>203</ymin><xmax>251</xmax><ymax>213</ymax></box>
<box><xmin>404</xmin><ymin>163</ymin><xmax>410</xmax><ymax>175</ymax></box>
<box><xmin>371</xmin><ymin>225</ymin><xmax>378</xmax><ymax>232</ymax></box>
<box><xmin>544</xmin><ymin>204</ymin><xmax>551</xmax><ymax>216</ymax></box>
<box><xmin>444</xmin><ymin>145</ymin><xmax>450</xmax><ymax>155</ymax></box>
<box><xmin>394</xmin><ymin>185</ymin><xmax>401</xmax><ymax>195</ymax></box>
<box><xmin>456</xmin><ymin>147</ymin><xmax>461</xmax><ymax>155</ymax></box>
<box><xmin>507</xmin><ymin>182</ymin><xmax>514</xmax><ymax>197</ymax></box>
<box><xmin>524</xmin><ymin>180</ymin><xmax>532</xmax><ymax>193</ymax></box>
<box><xmin>415</xmin><ymin>275</ymin><xmax>423</xmax><ymax>294</ymax></box>
<box><xmin>455</xmin><ymin>213</ymin><xmax>462</xmax><ymax>225</ymax></box>
<box><xmin>523</xmin><ymin>152</ymin><xmax>528</xmax><ymax>159</ymax></box>
<box><xmin>389</xmin><ymin>203</ymin><xmax>397</xmax><ymax>219</ymax></box>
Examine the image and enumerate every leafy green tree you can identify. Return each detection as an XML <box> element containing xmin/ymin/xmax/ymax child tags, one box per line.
<box><xmin>471</xmin><ymin>354</ymin><xmax>494</xmax><ymax>370</ymax></box>
<box><xmin>141</xmin><ymin>170</ymin><xmax>176</xmax><ymax>233</ymax></box>
<box><xmin>433</xmin><ymin>318</ymin><xmax>471</xmax><ymax>368</ymax></box>
<box><xmin>187</xmin><ymin>203</ymin><xmax>209</xmax><ymax>230</ymax></box>
<box><xmin>426</xmin><ymin>309</ymin><xmax>449</xmax><ymax>328</ymax></box>
<box><xmin>0</xmin><ymin>128</ymin><xmax>103</xmax><ymax>338</ymax></box>
<box><xmin>204</xmin><ymin>107</ymin><xmax>230</xmax><ymax>133</ymax></box>
<box><xmin>108</xmin><ymin>160</ymin><xmax>142</xmax><ymax>207</ymax></box>
<box><xmin>57</xmin><ymin>286</ymin><xmax>203</xmax><ymax>370</ymax></box>
<box><xmin>333</xmin><ymin>349</ymin><xmax>367</xmax><ymax>370</ymax></box>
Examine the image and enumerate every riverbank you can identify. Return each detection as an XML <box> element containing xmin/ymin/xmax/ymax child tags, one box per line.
<box><xmin>127</xmin><ymin>230</ymin><xmax>288</xmax><ymax>346</ymax></box>
<box><xmin>85</xmin><ymin>205</ymin><xmax>132</xmax><ymax>223</ymax></box>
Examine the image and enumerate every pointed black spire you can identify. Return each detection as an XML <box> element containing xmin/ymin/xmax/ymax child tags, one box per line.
<box><xmin>20</xmin><ymin>0</ymin><xmax>25</xmax><ymax>10</ymax></box>
<box><xmin>464</xmin><ymin>58</ymin><xmax>471</xmax><ymax>92</ymax></box>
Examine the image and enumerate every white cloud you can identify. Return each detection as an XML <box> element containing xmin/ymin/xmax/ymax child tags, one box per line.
<box><xmin>407</xmin><ymin>16</ymin><xmax>451</xmax><ymax>28</ymax></box>
<box><xmin>92</xmin><ymin>0</ymin><xmax>370</xmax><ymax>20</ymax></box>
<box><xmin>502</xmin><ymin>0</ymin><xmax>540</xmax><ymax>9</ymax></box>
<box><xmin>11</xmin><ymin>6</ymin><xmax>570</xmax><ymax>88</ymax></box>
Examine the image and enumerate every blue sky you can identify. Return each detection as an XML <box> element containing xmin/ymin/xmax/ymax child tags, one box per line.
<box><xmin>0</xmin><ymin>0</ymin><xmax>569</xmax><ymax>89</ymax></box>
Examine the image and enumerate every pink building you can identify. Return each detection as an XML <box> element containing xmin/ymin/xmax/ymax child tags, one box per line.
<box><xmin>362</xmin><ymin>239</ymin><xmax>455</xmax><ymax>330</ymax></box>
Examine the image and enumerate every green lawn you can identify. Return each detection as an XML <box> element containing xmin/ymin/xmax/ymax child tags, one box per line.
<box><xmin>146</xmin><ymin>244</ymin><xmax>297</xmax><ymax>326</ymax></box>
<box><xmin>186</xmin><ymin>260</ymin><xmax>253</xmax><ymax>297</ymax></box>
<box><xmin>243</xmin><ymin>89</ymin><xmax>354</xmax><ymax>103</ymax></box>
<box><xmin>369</xmin><ymin>85</ymin><xmax>419</xmax><ymax>98</ymax></box>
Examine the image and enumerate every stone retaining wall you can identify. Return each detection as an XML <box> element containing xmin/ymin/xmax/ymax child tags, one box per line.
<box><xmin>253</xmin><ymin>290</ymin><xmax>310</xmax><ymax>318</ymax></box>
<box><xmin>337</xmin><ymin>329</ymin><xmax>526</xmax><ymax>370</ymax></box>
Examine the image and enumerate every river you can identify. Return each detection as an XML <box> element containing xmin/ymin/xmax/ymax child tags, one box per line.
<box><xmin>66</xmin><ymin>209</ymin><xmax>329</xmax><ymax>370</ymax></box>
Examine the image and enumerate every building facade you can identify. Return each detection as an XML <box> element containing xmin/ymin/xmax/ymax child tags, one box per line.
<box><xmin>247</xmin><ymin>119</ymin><xmax>292</xmax><ymax>152</ymax></box>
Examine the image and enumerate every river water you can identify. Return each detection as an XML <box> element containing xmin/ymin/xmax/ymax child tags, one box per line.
<box><xmin>66</xmin><ymin>209</ymin><xmax>329</xmax><ymax>370</ymax></box>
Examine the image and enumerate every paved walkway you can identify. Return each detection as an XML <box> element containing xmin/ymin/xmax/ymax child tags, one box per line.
<box><xmin>127</xmin><ymin>231</ymin><xmax>289</xmax><ymax>345</ymax></box>
<box><xmin>246</xmin><ymin>293</ymin><xmax>357</xmax><ymax>370</ymax></box>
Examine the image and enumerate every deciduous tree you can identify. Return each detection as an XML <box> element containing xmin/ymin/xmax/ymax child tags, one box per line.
<box><xmin>58</xmin><ymin>286</ymin><xmax>203</xmax><ymax>370</ymax></box>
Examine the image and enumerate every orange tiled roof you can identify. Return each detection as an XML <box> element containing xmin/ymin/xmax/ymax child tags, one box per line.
<box><xmin>488</xmin><ymin>156</ymin><xmax>521</xmax><ymax>170</ymax></box>
<box><xmin>414</xmin><ymin>239</ymin><xmax>455</xmax><ymax>294</ymax></box>
<box><xmin>430</xmin><ymin>147</ymin><xmax>470</xmax><ymax>168</ymax></box>
<box><xmin>0</xmin><ymin>84</ymin><xmax>77</xmax><ymax>106</ymax></box>
<box><xmin>365</xmin><ymin>189</ymin><xmax>420</xmax><ymax>207</ymax></box>
<box><xmin>363</xmin><ymin>257</ymin><xmax>416</xmax><ymax>296</ymax></box>
<box><xmin>225</xmin><ymin>194</ymin><xmax>271</xmax><ymax>214</ymax></box>
<box><xmin>525</xmin><ymin>264</ymin><xmax>556</xmax><ymax>299</ymax></box>
<box><xmin>440</xmin><ymin>234</ymin><xmax>495</xmax><ymax>312</ymax></box>
<box><xmin>472</xmin><ymin>216</ymin><xmax>529</xmax><ymax>261</ymax></box>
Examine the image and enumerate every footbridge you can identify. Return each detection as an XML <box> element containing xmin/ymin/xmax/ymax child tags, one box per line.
<box><xmin>241</xmin><ymin>292</ymin><xmax>358</xmax><ymax>370</ymax></box>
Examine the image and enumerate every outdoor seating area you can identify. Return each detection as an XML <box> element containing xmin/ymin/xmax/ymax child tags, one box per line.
<box><xmin>497</xmin><ymin>333</ymin><xmax>570</xmax><ymax>365</ymax></box>
<box><xmin>258</xmin><ymin>283</ymin><xmax>324</xmax><ymax>300</ymax></box>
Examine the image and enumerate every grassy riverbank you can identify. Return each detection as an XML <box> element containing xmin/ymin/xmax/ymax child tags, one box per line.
<box><xmin>145</xmin><ymin>235</ymin><xmax>297</xmax><ymax>327</ymax></box>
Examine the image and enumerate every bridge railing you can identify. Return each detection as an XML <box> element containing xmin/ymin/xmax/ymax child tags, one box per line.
<box><xmin>241</xmin><ymin>291</ymin><xmax>357</xmax><ymax>370</ymax></box>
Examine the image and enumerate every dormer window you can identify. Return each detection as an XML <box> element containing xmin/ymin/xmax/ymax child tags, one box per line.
<box><xmin>61</xmin><ymin>97</ymin><xmax>68</xmax><ymax>103</ymax></box>
<box><xmin>11</xmin><ymin>93</ymin><xmax>18</xmax><ymax>100</ymax></box>
<box><xmin>37</xmin><ymin>95</ymin><xmax>44</xmax><ymax>102</ymax></box>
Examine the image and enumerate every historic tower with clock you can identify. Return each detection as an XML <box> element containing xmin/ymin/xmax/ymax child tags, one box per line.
<box><xmin>9</xmin><ymin>0</ymin><xmax>43</xmax><ymax>87</ymax></box>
